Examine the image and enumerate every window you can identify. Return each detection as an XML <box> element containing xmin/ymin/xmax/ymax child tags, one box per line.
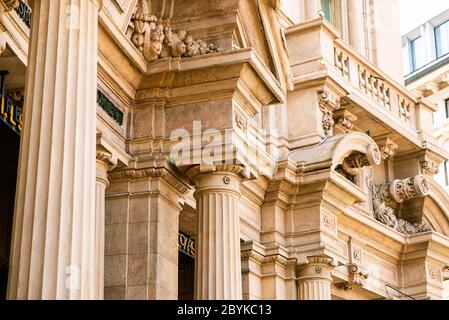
<box><xmin>444</xmin><ymin>161</ymin><xmax>449</xmax><ymax>187</ymax></box>
<box><xmin>446</xmin><ymin>99</ymin><xmax>449</xmax><ymax>119</ymax></box>
<box><xmin>410</xmin><ymin>36</ymin><xmax>426</xmax><ymax>71</ymax></box>
<box><xmin>435</xmin><ymin>20</ymin><xmax>449</xmax><ymax>58</ymax></box>
<box><xmin>321</xmin><ymin>0</ymin><xmax>333</xmax><ymax>24</ymax></box>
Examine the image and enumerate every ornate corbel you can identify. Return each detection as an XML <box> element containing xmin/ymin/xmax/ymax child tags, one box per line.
<box><xmin>420</xmin><ymin>160</ymin><xmax>439</xmax><ymax>176</ymax></box>
<box><xmin>130</xmin><ymin>0</ymin><xmax>219</xmax><ymax>62</ymax></box>
<box><xmin>371</xmin><ymin>175</ymin><xmax>431</xmax><ymax>235</ymax></box>
<box><xmin>376</xmin><ymin>137</ymin><xmax>398</xmax><ymax>160</ymax></box>
<box><xmin>318</xmin><ymin>90</ymin><xmax>341</xmax><ymax>137</ymax></box>
<box><xmin>333</xmin><ymin>109</ymin><xmax>357</xmax><ymax>132</ymax></box>
<box><xmin>336</xmin><ymin>264</ymin><xmax>369</xmax><ymax>291</ymax></box>
<box><xmin>378</xmin><ymin>175</ymin><xmax>429</xmax><ymax>205</ymax></box>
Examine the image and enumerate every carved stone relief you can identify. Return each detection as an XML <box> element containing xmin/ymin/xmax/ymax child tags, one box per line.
<box><xmin>318</xmin><ymin>90</ymin><xmax>341</xmax><ymax>137</ymax></box>
<box><xmin>369</xmin><ymin>176</ymin><xmax>431</xmax><ymax>235</ymax></box>
<box><xmin>130</xmin><ymin>0</ymin><xmax>219</xmax><ymax>62</ymax></box>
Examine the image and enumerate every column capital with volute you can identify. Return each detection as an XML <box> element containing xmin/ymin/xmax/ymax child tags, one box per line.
<box><xmin>297</xmin><ymin>255</ymin><xmax>337</xmax><ymax>300</ymax></box>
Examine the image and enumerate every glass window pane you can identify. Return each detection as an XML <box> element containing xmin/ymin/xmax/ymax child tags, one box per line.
<box><xmin>411</xmin><ymin>36</ymin><xmax>426</xmax><ymax>71</ymax></box>
<box><xmin>445</xmin><ymin>161</ymin><xmax>449</xmax><ymax>187</ymax></box>
<box><xmin>435</xmin><ymin>20</ymin><xmax>449</xmax><ymax>58</ymax></box>
<box><xmin>446</xmin><ymin>99</ymin><xmax>449</xmax><ymax>119</ymax></box>
<box><xmin>403</xmin><ymin>44</ymin><xmax>411</xmax><ymax>74</ymax></box>
<box><xmin>321</xmin><ymin>0</ymin><xmax>333</xmax><ymax>23</ymax></box>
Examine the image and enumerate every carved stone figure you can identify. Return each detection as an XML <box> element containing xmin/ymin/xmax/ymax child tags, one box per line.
<box><xmin>373</xmin><ymin>197</ymin><xmax>398</xmax><ymax>229</ymax></box>
<box><xmin>184</xmin><ymin>35</ymin><xmax>200</xmax><ymax>57</ymax></box>
<box><xmin>145</xmin><ymin>23</ymin><xmax>165</xmax><ymax>62</ymax></box>
<box><xmin>130</xmin><ymin>0</ymin><xmax>220</xmax><ymax>62</ymax></box>
<box><xmin>163</xmin><ymin>27</ymin><xmax>187</xmax><ymax>58</ymax></box>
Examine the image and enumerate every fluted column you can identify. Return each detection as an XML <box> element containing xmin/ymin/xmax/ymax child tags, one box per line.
<box><xmin>347</xmin><ymin>0</ymin><xmax>367</xmax><ymax>56</ymax></box>
<box><xmin>7</xmin><ymin>0</ymin><xmax>102</xmax><ymax>299</ymax></box>
<box><xmin>305</xmin><ymin>0</ymin><xmax>321</xmax><ymax>21</ymax></box>
<box><xmin>191</xmin><ymin>165</ymin><xmax>244</xmax><ymax>300</ymax></box>
<box><xmin>95</xmin><ymin>150</ymin><xmax>116</xmax><ymax>300</ymax></box>
<box><xmin>297</xmin><ymin>256</ymin><xmax>336</xmax><ymax>300</ymax></box>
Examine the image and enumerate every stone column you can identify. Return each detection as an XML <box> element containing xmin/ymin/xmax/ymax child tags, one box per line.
<box><xmin>297</xmin><ymin>256</ymin><xmax>336</xmax><ymax>300</ymax></box>
<box><xmin>7</xmin><ymin>0</ymin><xmax>102</xmax><ymax>300</ymax></box>
<box><xmin>190</xmin><ymin>165</ymin><xmax>244</xmax><ymax>300</ymax></box>
<box><xmin>347</xmin><ymin>0</ymin><xmax>367</xmax><ymax>56</ymax></box>
<box><xmin>95</xmin><ymin>150</ymin><xmax>117</xmax><ymax>300</ymax></box>
<box><xmin>305</xmin><ymin>0</ymin><xmax>321</xmax><ymax>21</ymax></box>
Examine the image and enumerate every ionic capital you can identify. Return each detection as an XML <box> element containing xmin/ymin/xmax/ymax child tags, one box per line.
<box><xmin>96</xmin><ymin>149</ymin><xmax>117</xmax><ymax>170</ymax></box>
<box><xmin>297</xmin><ymin>255</ymin><xmax>337</xmax><ymax>280</ymax></box>
<box><xmin>186</xmin><ymin>164</ymin><xmax>247</xmax><ymax>197</ymax></box>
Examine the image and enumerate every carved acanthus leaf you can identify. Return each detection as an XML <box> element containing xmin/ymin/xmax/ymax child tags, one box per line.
<box><xmin>370</xmin><ymin>176</ymin><xmax>431</xmax><ymax>235</ymax></box>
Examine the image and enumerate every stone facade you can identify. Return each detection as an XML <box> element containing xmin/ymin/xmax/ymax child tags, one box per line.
<box><xmin>0</xmin><ymin>0</ymin><xmax>448</xmax><ymax>300</ymax></box>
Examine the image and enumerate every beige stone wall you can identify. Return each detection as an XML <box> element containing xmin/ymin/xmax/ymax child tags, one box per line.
<box><xmin>2</xmin><ymin>0</ymin><xmax>449</xmax><ymax>301</ymax></box>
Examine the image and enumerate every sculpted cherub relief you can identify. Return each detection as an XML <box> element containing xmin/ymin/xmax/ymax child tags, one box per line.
<box><xmin>130</xmin><ymin>0</ymin><xmax>220</xmax><ymax>62</ymax></box>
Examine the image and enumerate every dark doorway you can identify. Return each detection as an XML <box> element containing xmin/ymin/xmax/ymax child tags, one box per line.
<box><xmin>0</xmin><ymin>120</ymin><xmax>20</xmax><ymax>300</ymax></box>
<box><xmin>178</xmin><ymin>251</ymin><xmax>195</xmax><ymax>300</ymax></box>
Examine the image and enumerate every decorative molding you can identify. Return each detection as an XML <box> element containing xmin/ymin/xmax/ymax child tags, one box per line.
<box><xmin>333</xmin><ymin>109</ymin><xmax>357</xmax><ymax>131</ymax></box>
<box><xmin>96</xmin><ymin>150</ymin><xmax>117</xmax><ymax>170</ymax></box>
<box><xmin>318</xmin><ymin>90</ymin><xmax>341</xmax><ymax>137</ymax></box>
<box><xmin>322</xmin><ymin>212</ymin><xmax>337</xmax><ymax>234</ymax></box>
<box><xmin>371</xmin><ymin>176</ymin><xmax>431</xmax><ymax>235</ymax></box>
<box><xmin>234</xmin><ymin>111</ymin><xmax>247</xmax><ymax>131</ymax></box>
<box><xmin>299</xmin><ymin>256</ymin><xmax>337</xmax><ymax>269</ymax></box>
<box><xmin>109</xmin><ymin>167</ymin><xmax>190</xmax><ymax>195</ymax></box>
<box><xmin>336</xmin><ymin>264</ymin><xmax>369</xmax><ymax>291</ymax></box>
<box><xmin>130</xmin><ymin>0</ymin><xmax>219</xmax><ymax>62</ymax></box>
<box><xmin>113</xmin><ymin>0</ymin><xmax>130</xmax><ymax>13</ymax></box>
<box><xmin>241</xmin><ymin>250</ymin><xmax>296</xmax><ymax>267</ymax></box>
<box><xmin>420</xmin><ymin>160</ymin><xmax>439</xmax><ymax>176</ymax></box>
<box><xmin>185</xmin><ymin>164</ymin><xmax>247</xmax><ymax>182</ymax></box>
<box><xmin>378</xmin><ymin>175</ymin><xmax>429</xmax><ymax>205</ymax></box>
<box><xmin>427</xmin><ymin>264</ymin><xmax>442</xmax><ymax>283</ymax></box>
<box><xmin>3</xmin><ymin>0</ymin><xmax>20</xmax><ymax>11</ymax></box>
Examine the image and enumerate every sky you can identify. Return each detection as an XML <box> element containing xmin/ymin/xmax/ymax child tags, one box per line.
<box><xmin>400</xmin><ymin>0</ymin><xmax>449</xmax><ymax>34</ymax></box>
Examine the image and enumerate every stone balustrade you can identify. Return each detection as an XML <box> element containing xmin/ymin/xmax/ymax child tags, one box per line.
<box><xmin>333</xmin><ymin>39</ymin><xmax>417</xmax><ymax>128</ymax></box>
<box><xmin>285</xmin><ymin>18</ymin><xmax>436</xmax><ymax>145</ymax></box>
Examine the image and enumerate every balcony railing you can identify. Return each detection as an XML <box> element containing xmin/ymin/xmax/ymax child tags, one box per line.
<box><xmin>333</xmin><ymin>39</ymin><xmax>417</xmax><ymax>129</ymax></box>
<box><xmin>285</xmin><ymin>18</ymin><xmax>436</xmax><ymax>143</ymax></box>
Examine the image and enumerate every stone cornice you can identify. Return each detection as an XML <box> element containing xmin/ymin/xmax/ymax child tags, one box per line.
<box><xmin>109</xmin><ymin>166</ymin><xmax>190</xmax><ymax>195</ymax></box>
<box><xmin>241</xmin><ymin>249</ymin><xmax>296</xmax><ymax>267</ymax></box>
<box><xmin>185</xmin><ymin>164</ymin><xmax>249</xmax><ymax>183</ymax></box>
<box><xmin>3</xmin><ymin>0</ymin><xmax>20</xmax><ymax>11</ymax></box>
